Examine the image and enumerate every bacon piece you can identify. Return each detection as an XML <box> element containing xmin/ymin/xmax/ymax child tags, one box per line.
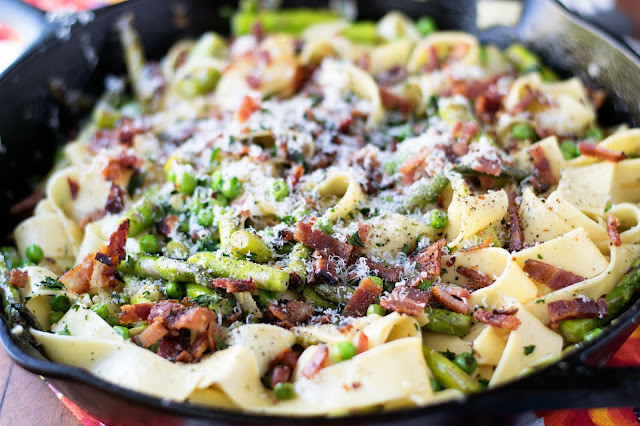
<box><xmin>453</xmin><ymin>122</ymin><xmax>478</xmax><ymax>145</ymax></box>
<box><xmin>310</xmin><ymin>251</ymin><xmax>340</xmax><ymax>285</ymax></box>
<box><xmin>607</xmin><ymin>214</ymin><xmax>622</xmax><ymax>247</ymax></box>
<box><xmin>410</xmin><ymin>239</ymin><xmax>445</xmax><ymax>277</ymax></box>
<box><xmin>270</xmin><ymin>365</ymin><xmax>292</xmax><ymax>387</ymax></box>
<box><xmin>294</xmin><ymin>222</ymin><xmax>353</xmax><ymax>260</ymax></box>
<box><xmin>268</xmin><ymin>301</ymin><xmax>314</xmax><ymax>327</ymax></box>
<box><xmin>380</xmin><ymin>286</ymin><xmax>431</xmax><ymax>316</ymax></box>
<box><xmin>165</xmin><ymin>307</ymin><xmax>217</xmax><ymax>334</ymax></box>
<box><xmin>342</xmin><ymin>277</ymin><xmax>383</xmax><ymax>317</ymax></box>
<box><xmin>58</xmin><ymin>253</ymin><xmax>94</xmax><ymax>294</ymax></box>
<box><xmin>157</xmin><ymin>336</ymin><xmax>191</xmax><ymax>362</ymax></box>
<box><xmin>523</xmin><ymin>260</ymin><xmax>585</xmax><ymax>291</ymax></box>
<box><xmin>399</xmin><ymin>147</ymin><xmax>430</xmax><ymax>185</ymax></box>
<box><xmin>101</xmin><ymin>152</ymin><xmax>140</xmax><ymax>183</ymax></box>
<box><xmin>578</xmin><ymin>142</ymin><xmax>626</xmax><ymax>163</ymax></box>
<box><xmin>302</xmin><ymin>344</ymin><xmax>329</xmax><ymax>379</ymax></box>
<box><xmin>431</xmin><ymin>284</ymin><xmax>471</xmax><ymax>314</ymax></box>
<box><xmin>189</xmin><ymin>332</ymin><xmax>212</xmax><ymax>359</ymax></box>
<box><xmin>105</xmin><ymin>185</ymin><xmax>126</xmax><ymax>214</ymax></box>
<box><xmin>269</xmin><ymin>347</ymin><xmax>299</xmax><ymax>371</ymax></box>
<box><xmin>507</xmin><ymin>193</ymin><xmax>524</xmax><ymax>252</ymax></box>
<box><xmin>134</xmin><ymin>320</ymin><xmax>169</xmax><ymax>348</ymax></box>
<box><xmin>246</xmin><ymin>74</ymin><xmax>261</xmax><ymax>89</ymax></box>
<box><xmin>547</xmin><ymin>297</ymin><xmax>606</xmax><ymax>323</ymax></box>
<box><xmin>456</xmin><ymin>266</ymin><xmax>494</xmax><ymax>290</ymax></box>
<box><xmin>236</xmin><ymin>95</ymin><xmax>261</xmax><ymax>123</ymax></box>
<box><xmin>365</xmin><ymin>259</ymin><xmax>404</xmax><ymax>282</ymax></box>
<box><xmin>157</xmin><ymin>215</ymin><xmax>179</xmax><ymax>237</ymax></box>
<box><xmin>148</xmin><ymin>301</ymin><xmax>186</xmax><ymax>322</ymax></box>
<box><xmin>509</xmin><ymin>89</ymin><xmax>540</xmax><ymax>114</ymax></box>
<box><xmin>426</xmin><ymin>45</ymin><xmax>439</xmax><ymax>72</ymax></box>
<box><xmin>354</xmin><ymin>331</ymin><xmax>369</xmax><ymax>354</ymax></box>
<box><xmin>473</xmin><ymin>308</ymin><xmax>521</xmax><ymax>330</ymax></box>
<box><xmin>8</xmin><ymin>269</ymin><xmax>28</xmax><ymax>288</ymax></box>
<box><xmin>474</xmin><ymin>92</ymin><xmax>503</xmax><ymax>122</ymax></box>
<box><xmin>379</xmin><ymin>88</ymin><xmax>413</xmax><ymax>114</ymax></box>
<box><xmin>357</xmin><ymin>224</ymin><xmax>372</xmax><ymax>243</ymax></box>
<box><xmin>471</xmin><ymin>156</ymin><xmax>501</xmax><ymax>177</ymax></box>
<box><xmin>375</xmin><ymin>66</ymin><xmax>408</xmax><ymax>87</ymax></box>
<box><xmin>119</xmin><ymin>302</ymin><xmax>154</xmax><ymax>324</ymax></box>
<box><xmin>529</xmin><ymin>145</ymin><xmax>556</xmax><ymax>193</ymax></box>
<box><xmin>212</xmin><ymin>278</ymin><xmax>257</xmax><ymax>293</ymax></box>
<box><xmin>290</xmin><ymin>164</ymin><xmax>304</xmax><ymax>188</ymax></box>
<box><xmin>460</xmin><ymin>237</ymin><xmax>493</xmax><ymax>252</ymax></box>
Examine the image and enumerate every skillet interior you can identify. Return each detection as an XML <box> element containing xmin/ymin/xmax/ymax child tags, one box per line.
<box><xmin>1</xmin><ymin>0</ymin><xmax>640</xmax><ymax>424</ymax></box>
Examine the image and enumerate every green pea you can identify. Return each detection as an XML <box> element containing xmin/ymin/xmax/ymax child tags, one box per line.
<box><xmin>585</xmin><ymin>127</ymin><xmax>603</xmax><ymax>141</ymax></box>
<box><xmin>197</xmin><ymin>208</ymin><xmax>215</xmax><ymax>227</ymax></box>
<box><xmin>50</xmin><ymin>295</ymin><xmax>71</xmax><ymax>313</ymax></box>
<box><xmin>176</xmin><ymin>170</ymin><xmax>198</xmax><ymax>195</ymax></box>
<box><xmin>416</xmin><ymin>280</ymin><xmax>432</xmax><ymax>291</ymax></box>
<box><xmin>416</xmin><ymin>17</ymin><xmax>437</xmax><ymax>36</ymax></box>
<box><xmin>165</xmin><ymin>241</ymin><xmax>189</xmax><ymax>260</ymax></box>
<box><xmin>559</xmin><ymin>141</ymin><xmax>581</xmax><ymax>160</ymax></box>
<box><xmin>139</xmin><ymin>234</ymin><xmax>160</xmax><ymax>254</ymax></box>
<box><xmin>221</xmin><ymin>177</ymin><xmax>242</xmax><ymax>199</ymax></box>
<box><xmin>165</xmin><ymin>281</ymin><xmax>186</xmax><ymax>300</ymax></box>
<box><xmin>584</xmin><ymin>327</ymin><xmax>603</xmax><ymax>342</ymax></box>
<box><xmin>210</xmin><ymin>193</ymin><xmax>229</xmax><ymax>207</ymax></box>
<box><xmin>366</xmin><ymin>304</ymin><xmax>386</xmax><ymax>316</ymax></box>
<box><xmin>331</xmin><ymin>341</ymin><xmax>357</xmax><ymax>362</ymax></box>
<box><xmin>113</xmin><ymin>325</ymin><xmax>132</xmax><ymax>339</ymax></box>
<box><xmin>272</xmin><ymin>179</ymin><xmax>289</xmax><ymax>201</ymax></box>
<box><xmin>91</xmin><ymin>303</ymin><xmax>110</xmax><ymax>320</ymax></box>
<box><xmin>273</xmin><ymin>382</ymin><xmax>296</xmax><ymax>400</ymax></box>
<box><xmin>511</xmin><ymin>123</ymin><xmax>537</xmax><ymax>140</ymax></box>
<box><xmin>48</xmin><ymin>311</ymin><xmax>65</xmax><ymax>325</ymax></box>
<box><xmin>25</xmin><ymin>244</ymin><xmax>44</xmax><ymax>263</ymax></box>
<box><xmin>368</xmin><ymin>276</ymin><xmax>384</xmax><ymax>288</ymax></box>
<box><xmin>210</xmin><ymin>170</ymin><xmax>224</xmax><ymax>192</ymax></box>
<box><xmin>454</xmin><ymin>352</ymin><xmax>477</xmax><ymax>374</ymax></box>
<box><xmin>429</xmin><ymin>210</ymin><xmax>448</xmax><ymax>229</ymax></box>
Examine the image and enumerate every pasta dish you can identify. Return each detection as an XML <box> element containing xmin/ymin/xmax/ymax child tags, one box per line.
<box><xmin>2</xmin><ymin>6</ymin><xmax>640</xmax><ymax>416</ymax></box>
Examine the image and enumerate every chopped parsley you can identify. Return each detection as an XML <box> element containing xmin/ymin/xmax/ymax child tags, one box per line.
<box><xmin>192</xmin><ymin>294</ymin><xmax>220</xmax><ymax>307</ymax></box>
<box><xmin>523</xmin><ymin>345</ymin><xmax>536</xmax><ymax>355</ymax></box>
<box><xmin>349</xmin><ymin>231</ymin><xmax>365</xmax><ymax>248</ymax></box>
<box><xmin>39</xmin><ymin>277</ymin><xmax>65</xmax><ymax>291</ymax></box>
<box><xmin>537</xmin><ymin>254</ymin><xmax>543</xmax><ymax>259</ymax></box>
<box><xmin>535</xmin><ymin>299</ymin><xmax>545</xmax><ymax>304</ymax></box>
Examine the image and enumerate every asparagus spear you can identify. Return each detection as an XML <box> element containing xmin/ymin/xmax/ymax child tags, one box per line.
<box><xmin>313</xmin><ymin>284</ymin><xmax>355</xmax><ymax>305</ymax></box>
<box><xmin>559</xmin><ymin>259</ymin><xmax>640</xmax><ymax>343</ymax></box>
<box><xmin>232</xmin><ymin>8</ymin><xmax>339</xmax><ymax>36</ymax></box>
<box><xmin>229</xmin><ymin>230</ymin><xmax>274</xmax><ymax>263</ymax></box>
<box><xmin>453</xmin><ymin>163</ymin><xmax>530</xmax><ymax>181</ymax></box>
<box><xmin>400</xmin><ymin>173</ymin><xmax>450</xmax><ymax>213</ymax></box>
<box><xmin>288</xmin><ymin>243</ymin><xmax>312</xmax><ymax>286</ymax></box>
<box><xmin>188</xmin><ymin>252</ymin><xmax>289</xmax><ymax>292</ymax></box>
<box><xmin>124</xmin><ymin>195</ymin><xmax>166</xmax><ymax>237</ymax></box>
<box><xmin>302</xmin><ymin>286</ymin><xmax>338</xmax><ymax>310</ymax></box>
<box><xmin>423</xmin><ymin>346</ymin><xmax>481</xmax><ymax>393</ymax></box>
<box><xmin>118</xmin><ymin>254</ymin><xmax>211</xmax><ymax>286</ymax></box>
<box><xmin>424</xmin><ymin>308</ymin><xmax>472</xmax><ymax>337</ymax></box>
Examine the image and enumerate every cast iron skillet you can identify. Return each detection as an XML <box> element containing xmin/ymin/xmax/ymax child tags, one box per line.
<box><xmin>1</xmin><ymin>0</ymin><xmax>640</xmax><ymax>424</ymax></box>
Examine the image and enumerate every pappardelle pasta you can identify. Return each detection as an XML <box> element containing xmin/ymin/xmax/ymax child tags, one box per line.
<box><xmin>3</xmin><ymin>6</ymin><xmax>640</xmax><ymax>416</ymax></box>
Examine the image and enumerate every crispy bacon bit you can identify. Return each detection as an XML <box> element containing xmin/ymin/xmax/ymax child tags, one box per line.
<box><xmin>119</xmin><ymin>303</ymin><xmax>154</xmax><ymax>324</ymax></box>
<box><xmin>290</xmin><ymin>164</ymin><xmax>304</xmax><ymax>188</ymax></box>
<box><xmin>102</xmin><ymin>153</ymin><xmax>140</xmax><ymax>183</ymax></box>
<box><xmin>426</xmin><ymin>45</ymin><xmax>439</xmax><ymax>72</ymax></box>
<box><xmin>302</xmin><ymin>344</ymin><xmax>329</xmax><ymax>379</ymax></box>
<box><xmin>507</xmin><ymin>193</ymin><xmax>524</xmax><ymax>252</ymax></box>
<box><xmin>411</xmin><ymin>239</ymin><xmax>445</xmax><ymax>277</ymax></box>
<box><xmin>607</xmin><ymin>214</ymin><xmax>622</xmax><ymax>247</ymax></box>
<box><xmin>268</xmin><ymin>346</ymin><xmax>299</xmax><ymax>386</ymax></box>
<box><xmin>354</xmin><ymin>331</ymin><xmax>369</xmax><ymax>354</ymax></box>
<box><xmin>236</xmin><ymin>95</ymin><xmax>261</xmax><ymax>123</ymax></box>
<box><xmin>473</xmin><ymin>308</ymin><xmax>521</xmax><ymax>330</ymax></box>
<box><xmin>523</xmin><ymin>259</ymin><xmax>585</xmax><ymax>291</ymax></box>
<box><xmin>342</xmin><ymin>277</ymin><xmax>383</xmax><ymax>317</ymax></box>
<box><xmin>380</xmin><ymin>286</ymin><xmax>431</xmax><ymax>317</ymax></box>
<box><xmin>379</xmin><ymin>88</ymin><xmax>413</xmax><ymax>114</ymax></box>
<box><xmin>294</xmin><ymin>221</ymin><xmax>353</xmax><ymax>260</ymax></box>
<box><xmin>375</xmin><ymin>66</ymin><xmax>408</xmax><ymax>87</ymax></box>
<box><xmin>310</xmin><ymin>251</ymin><xmax>340</xmax><ymax>285</ymax></box>
<box><xmin>399</xmin><ymin>147</ymin><xmax>430</xmax><ymax>185</ymax></box>
<box><xmin>67</xmin><ymin>178</ymin><xmax>79</xmax><ymax>200</ymax></box>
<box><xmin>246</xmin><ymin>74</ymin><xmax>261</xmax><ymax>89</ymax></box>
<box><xmin>157</xmin><ymin>336</ymin><xmax>191</xmax><ymax>362</ymax></box>
<box><xmin>357</xmin><ymin>224</ymin><xmax>372</xmax><ymax>243</ymax></box>
<box><xmin>578</xmin><ymin>142</ymin><xmax>627</xmax><ymax>163</ymax></box>
<box><xmin>8</xmin><ymin>269</ymin><xmax>28</xmax><ymax>288</ymax></box>
<box><xmin>453</xmin><ymin>122</ymin><xmax>478</xmax><ymax>145</ymax></box>
<box><xmin>166</xmin><ymin>307</ymin><xmax>218</xmax><ymax>334</ymax></box>
<box><xmin>474</xmin><ymin>92</ymin><xmax>503</xmax><ymax>122</ymax></box>
<box><xmin>456</xmin><ymin>266</ymin><xmax>494</xmax><ymax>290</ymax></box>
<box><xmin>212</xmin><ymin>278</ymin><xmax>256</xmax><ymax>293</ymax></box>
<box><xmin>471</xmin><ymin>156</ymin><xmax>501</xmax><ymax>177</ymax></box>
<box><xmin>365</xmin><ymin>259</ymin><xmax>404</xmax><ymax>282</ymax></box>
<box><xmin>58</xmin><ymin>253</ymin><xmax>93</xmax><ymax>294</ymax></box>
<box><xmin>270</xmin><ymin>365</ymin><xmax>292</xmax><ymax>387</ymax></box>
<box><xmin>268</xmin><ymin>301</ymin><xmax>314</xmax><ymax>328</ymax></box>
<box><xmin>510</xmin><ymin>89</ymin><xmax>540</xmax><ymax>114</ymax></box>
<box><xmin>431</xmin><ymin>284</ymin><xmax>471</xmax><ymax>315</ymax></box>
<box><xmin>135</xmin><ymin>320</ymin><xmax>169</xmax><ymax>348</ymax></box>
<box><xmin>157</xmin><ymin>215</ymin><xmax>179</xmax><ymax>237</ymax></box>
<box><xmin>529</xmin><ymin>145</ymin><xmax>556</xmax><ymax>193</ymax></box>
<box><xmin>460</xmin><ymin>237</ymin><xmax>493</xmax><ymax>252</ymax></box>
<box><xmin>105</xmin><ymin>185</ymin><xmax>126</xmax><ymax>214</ymax></box>
<box><xmin>547</xmin><ymin>297</ymin><xmax>607</xmax><ymax>323</ymax></box>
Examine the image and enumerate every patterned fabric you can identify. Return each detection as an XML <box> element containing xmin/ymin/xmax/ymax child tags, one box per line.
<box><xmin>21</xmin><ymin>0</ymin><xmax>125</xmax><ymax>12</ymax></box>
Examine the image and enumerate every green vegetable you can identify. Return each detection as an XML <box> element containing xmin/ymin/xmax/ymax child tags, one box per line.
<box><xmin>176</xmin><ymin>170</ymin><xmax>198</xmax><ymax>195</ymax></box>
<box><xmin>314</xmin><ymin>218</ymin><xmax>334</xmax><ymax>235</ymax></box>
<box><xmin>93</xmin><ymin>102</ymin><xmax>122</xmax><ymax>129</ymax></box>
<box><xmin>210</xmin><ymin>170</ymin><xmax>224</xmax><ymax>192</ymax></box>
<box><xmin>189</xmin><ymin>252</ymin><xmax>290</xmax><ymax>292</ymax></box>
<box><xmin>302</xmin><ymin>286</ymin><xmax>337</xmax><ymax>310</ymax></box>
<box><xmin>416</xmin><ymin>17</ymin><xmax>437</xmax><ymax>36</ymax></box>
<box><xmin>331</xmin><ymin>341</ymin><xmax>357</xmax><ymax>362</ymax></box>
<box><xmin>221</xmin><ymin>177</ymin><xmax>243</xmax><ymax>199</ymax></box>
<box><xmin>423</xmin><ymin>308</ymin><xmax>472</xmax><ymax>338</ymax></box>
<box><xmin>91</xmin><ymin>303</ymin><xmax>110</xmax><ymax>320</ymax></box>
<box><xmin>422</xmin><ymin>346</ymin><xmax>480</xmax><ymax>393</ymax></box>
<box><xmin>185</xmin><ymin>283</ymin><xmax>214</xmax><ymax>299</ymax></box>
<box><xmin>366</xmin><ymin>304</ymin><xmax>386</xmax><ymax>316</ymax></box>
<box><xmin>165</xmin><ymin>281</ymin><xmax>186</xmax><ymax>299</ymax></box>
<box><xmin>232</xmin><ymin>8</ymin><xmax>339</xmax><ymax>37</ymax></box>
<box><xmin>57</xmin><ymin>326</ymin><xmax>71</xmax><ymax>336</ymax></box>
<box><xmin>25</xmin><ymin>244</ymin><xmax>44</xmax><ymax>264</ymax></box>
<box><xmin>559</xmin><ymin>141</ymin><xmax>581</xmax><ymax>160</ymax></box>
<box><xmin>401</xmin><ymin>173</ymin><xmax>450</xmax><ymax>212</ymax></box>
<box><xmin>165</xmin><ymin>241</ymin><xmax>189</xmax><ymax>260</ymax></box>
<box><xmin>368</xmin><ymin>276</ymin><xmax>384</xmax><ymax>288</ymax></box>
<box><xmin>273</xmin><ymin>382</ymin><xmax>296</xmax><ymax>400</ymax></box>
<box><xmin>119</xmin><ymin>254</ymin><xmax>211</xmax><ymax>286</ymax></box>
<box><xmin>313</xmin><ymin>284</ymin><xmax>355</xmax><ymax>305</ymax></box>
<box><xmin>504</xmin><ymin>43</ymin><xmax>540</xmax><ymax>74</ymax></box>
<box><xmin>454</xmin><ymin>352</ymin><xmax>477</xmax><ymax>374</ymax></box>
<box><xmin>177</xmin><ymin>67</ymin><xmax>221</xmax><ymax>98</ymax></box>
<box><xmin>256</xmin><ymin>289</ymin><xmax>276</xmax><ymax>308</ymax></box>
<box><xmin>558</xmin><ymin>259</ymin><xmax>640</xmax><ymax>342</ymax></box>
<box><xmin>1</xmin><ymin>247</ymin><xmax>20</xmax><ymax>269</ymax></box>
<box><xmin>131</xmin><ymin>284</ymin><xmax>163</xmax><ymax>304</ymax></box>
<box><xmin>50</xmin><ymin>295</ymin><xmax>71</xmax><ymax>313</ymax></box>
<box><xmin>349</xmin><ymin>231</ymin><xmax>365</xmax><ymax>248</ymax></box>
<box><xmin>341</xmin><ymin>21</ymin><xmax>379</xmax><ymax>44</ymax></box>
<box><xmin>430</xmin><ymin>377</ymin><xmax>443</xmax><ymax>392</ymax></box>
<box><xmin>453</xmin><ymin>163</ymin><xmax>530</xmax><ymax>181</ymax></box>
<box><xmin>585</xmin><ymin>127</ymin><xmax>603</xmax><ymax>141</ymax></box>
<box><xmin>523</xmin><ymin>345</ymin><xmax>536</xmax><ymax>355</ymax></box>
<box><xmin>229</xmin><ymin>230</ymin><xmax>274</xmax><ymax>263</ymax></box>
<box><xmin>48</xmin><ymin>311</ymin><xmax>65</xmax><ymax>325</ymax></box>
<box><xmin>0</xmin><ymin>258</ymin><xmax>43</xmax><ymax>339</ymax></box>
<box><xmin>139</xmin><ymin>234</ymin><xmax>160</xmax><ymax>254</ymax></box>
<box><xmin>187</xmin><ymin>32</ymin><xmax>226</xmax><ymax>63</ymax></box>
<box><xmin>124</xmin><ymin>195</ymin><xmax>166</xmax><ymax>237</ymax></box>
<box><xmin>272</xmin><ymin>179</ymin><xmax>289</xmax><ymax>201</ymax></box>
<box><xmin>428</xmin><ymin>210</ymin><xmax>448</xmax><ymax>229</ymax></box>
<box><xmin>197</xmin><ymin>208</ymin><xmax>215</xmax><ymax>227</ymax></box>
<box><xmin>113</xmin><ymin>325</ymin><xmax>132</xmax><ymax>339</ymax></box>
<box><xmin>583</xmin><ymin>327</ymin><xmax>603</xmax><ymax>342</ymax></box>
<box><xmin>511</xmin><ymin>123</ymin><xmax>537</xmax><ymax>141</ymax></box>
<box><xmin>288</xmin><ymin>243</ymin><xmax>312</xmax><ymax>288</ymax></box>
